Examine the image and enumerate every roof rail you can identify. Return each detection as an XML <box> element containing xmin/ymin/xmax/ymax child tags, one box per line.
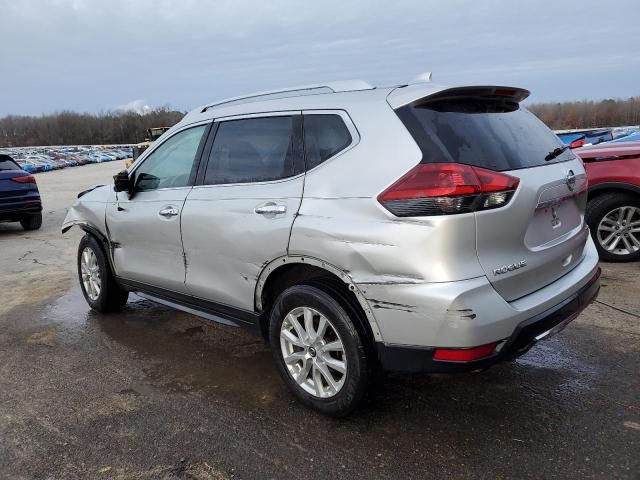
<box><xmin>201</xmin><ymin>80</ymin><xmax>374</xmax><ymax>112</ymax></box>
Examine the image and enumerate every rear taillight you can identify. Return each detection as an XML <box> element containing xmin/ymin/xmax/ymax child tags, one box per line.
<box><xmin>11</xmin><ymin>175</ymin><xmax>37</xmax><ymax>184</ymax></box>
<box><xmin>569</xmin><ymin>138</ymin><xmax>585</xmax><ymax>149</ymax></box>
<box><xmin>377</xmin><ymin>163</ymin><xmax>519</xmax><ymax>217</ymax></box>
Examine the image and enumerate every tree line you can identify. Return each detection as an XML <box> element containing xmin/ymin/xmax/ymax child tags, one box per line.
<box><xmin>0</xmin><ymin>108</ymin><xmax>185</xmax><ymax>147</ymax></box>
<box><xmin>528</xmin><ymin>96</ymin><xmax>640</xmax><ymax>130</ymax></box>
<box><xmin>1</xmin><ymin>96</ymin><xmax>639</xmax><ymax>147</ymax></box>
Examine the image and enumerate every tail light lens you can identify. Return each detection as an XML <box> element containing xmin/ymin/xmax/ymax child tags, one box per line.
<box><xmin>433</xmin><ymin>342</ymin><xmax>498</xmax><ymax>362</ymax></box>
<box><xmin>377</xmin><ymin>163</ymin><xmax>519</xmax><ymax>217</ymax></box>
<box><xmin>11</xmin><ymin>175</ymin><xmax>37</xmax><ymax>184</ymax></box>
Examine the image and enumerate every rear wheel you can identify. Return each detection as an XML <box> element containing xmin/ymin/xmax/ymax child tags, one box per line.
<box><xmin>587</xmin><ymin>193</ymin><xmax>640</xmax><ymax>262</ymax></box>
<box><xmin>20</xmin><ymin>212</ymin><xmax>42</xmax><ymax>230</ymax></box>
<box><xmin>268</xmin><ymin>284</ymin><xmax>370</xmax><ymax>416</ymax></box>
<box><xmin>78</xmin><ymin>234</ymin><xmax>129</xmax><ymax>312</ymax></box>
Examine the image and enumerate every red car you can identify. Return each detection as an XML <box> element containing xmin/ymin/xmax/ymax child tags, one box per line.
<box><xmin>575</xmin><ymin>142</ymin><xmax>640</xmax><ymax>262</ymax></box>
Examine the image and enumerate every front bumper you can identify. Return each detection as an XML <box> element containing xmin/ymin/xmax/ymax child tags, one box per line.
<box><xmin>376</xmin><ymin>267</ymin><xmax>601</xmax><ymax>373</ymax></box>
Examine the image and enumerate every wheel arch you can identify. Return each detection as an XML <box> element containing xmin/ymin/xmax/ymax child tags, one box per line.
<box><xmin>588</xmin><ymin>182</ymin><xmax>640</xmax><ymax>202</ymax></box>
<box><xmin>64</xmin><ymin>221</ymin><xmax>118</xmax><ymax>277</ymax></box>
<box><xmin>255</xmin><ymin>255</ymin><xmax>382</xmax><ymax>342</ymax></box>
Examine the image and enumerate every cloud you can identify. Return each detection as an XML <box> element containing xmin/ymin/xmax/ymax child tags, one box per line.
<box><xmin>0</xmin><ymin>0</ymin><xmax>639</xmax><ymax>115</ymax></box>
<box><xmin>117</xmin><ymin>100</ymin><xmax>154</xmax><ymax>115</ymax></box>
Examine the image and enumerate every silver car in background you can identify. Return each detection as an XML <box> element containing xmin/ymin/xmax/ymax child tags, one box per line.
<box><xmin>63</xmin><ymin>78</ymin><xmax>600</xmax><ymax>416</ymax></box>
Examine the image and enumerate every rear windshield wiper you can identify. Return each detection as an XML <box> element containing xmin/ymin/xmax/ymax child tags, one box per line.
<box><xmin>545</xmin><ymin>145</ymin><xmax>570</xmax><ymax>161</ymax></box>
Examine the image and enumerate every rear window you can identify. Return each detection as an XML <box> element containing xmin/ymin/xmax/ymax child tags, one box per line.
<box><xmin>396</xmin><ymin>98</ymin><xmax>574</xmax><ymax>171</ymax></box>
<box><xmin>0</xmin><ymin>155</ymin><xmax>20</xmax><ymax>171</ymax></box>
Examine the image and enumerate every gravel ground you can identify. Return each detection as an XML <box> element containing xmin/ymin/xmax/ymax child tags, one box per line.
<box><xmin>1</xmin><ymin>161</ymin><xmax>638</xmax><ymax>479</ymax></box>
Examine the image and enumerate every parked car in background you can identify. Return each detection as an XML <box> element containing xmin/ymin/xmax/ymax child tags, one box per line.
<box><xmin>25</xmin><ymin>158</ymin><xmax>51</xmax><ymax>172</ymax></box>
<box><xmin>612</xmin><ymin>131</ymin><xmax>640</xmax><ymax>143</ymax></box>
<box><xmin>0</xmin><ymin>154</ymin><xmax>42</xmax><ymax>230</ymax></box>
<box><xmin>575</xmin><ymin>142</ymin><xmax>640</xmax><ymax>262</ymax></box>
<box><xmin>15</xmin><ymin>160</ymin><xmax>38</xmax><ymax>174</ymax></box>
<box><xmin>0</xmin><ymin>145</ymin><xmax>134</xmax><ymax>171</ymax></box>
<box><xmin>557</xmin><ymin>128</ymin><xmax>613</xmax><ymax>148</ymax></box>
<box><xmin>558</xmin><ymin>132</ymin><xmax>587</xmax><ymax>149</ymax></box>
<box><xmin>64</xmin><ymin>80</ymin><xmax>600</xmax><ymax>416</ymax></box>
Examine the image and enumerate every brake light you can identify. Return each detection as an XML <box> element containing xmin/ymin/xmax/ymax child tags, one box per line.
<box><xmin>433</xmin><ymin>342</ymin><xmax>498</xmax><ymax>362</ymax></box>
<box><xmin>377</xmin><ymin>163</ymin><xmax>519</xmax><ymax>217</ymax></box>
<box><xmin>11</xmin><ymin>175</ymin><xmax>37</xmax><ymax>184</ymax></box>
<box><xmin>569</xmin><ymin>138</ymin><xmax>585</xmax><ymax>149</ymax></box>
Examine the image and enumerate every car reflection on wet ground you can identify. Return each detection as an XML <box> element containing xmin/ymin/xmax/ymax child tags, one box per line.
<box><xmin>1</xmin><ymin>162</ymin><xmax>639</xmax><ymax>479</ymax></box>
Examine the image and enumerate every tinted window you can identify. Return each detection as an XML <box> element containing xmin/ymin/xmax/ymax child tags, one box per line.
<box><xmin>134</xmin><ymin>125</ymin><xmax>206</xmax><ymax>191</ymax></box>
<box><xmin>304</xmin><ymin>114</ymin><xmax>352</xmax><ymax>169</ymax></box>
<box><xmin>204</xmin><ymin>116</ymin><xmax>298</xmax><ymax>185</ymax></box>
<box><xmin>0</xmin><ymin>155</ymin><xmax>20</xmax><ymax>171</ymax></box>
<box><xmin>396</xmin><ymin>99</ymin><xmax>574</xmax><ymax>171</ymax></box>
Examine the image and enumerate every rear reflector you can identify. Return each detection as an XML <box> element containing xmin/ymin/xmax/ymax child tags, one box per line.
<box><xmin>433</xmin><ymin>342</ymin><xmax>498</xmax><ymax>362</ymax></box>
<box><xmin>10</xmin><ymin>175</ymin><xmax>36</xmax><ymax>184</ymax></box>
<box><xmin>378</xmin><ymin>163</ymin><xmax>519</xmax><ymax>217</ymax></box>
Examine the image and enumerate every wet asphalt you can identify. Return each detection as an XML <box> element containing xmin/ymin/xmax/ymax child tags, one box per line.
<box><xmin>1</xmin><ymin>161</ymin><xmax>638</xmax><ymax>479</ymax></box>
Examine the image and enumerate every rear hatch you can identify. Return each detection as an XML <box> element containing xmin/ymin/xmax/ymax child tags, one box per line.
<box><xmin>392</xmin><ymin>87</ymin><xmax>589</xmax><ymax>301</ymax></box>
<box><xmin>0</xmin><ymin>156</ymin><xmax>36</xmax><ymax>205</ymax></box>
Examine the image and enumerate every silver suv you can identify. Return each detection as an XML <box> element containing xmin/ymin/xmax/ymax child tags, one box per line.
<box><xmin>63</xmin><ymin>79</ymin><xmax>600</xmax><ymax>416</ymax></box>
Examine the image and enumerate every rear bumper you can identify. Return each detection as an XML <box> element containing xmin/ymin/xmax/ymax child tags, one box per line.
<box><xmin>0</xmin><ymin>199</ymin><xmax>42</xmax><ymax>220</ymax></box>
<box><xmin>376</xmin><ymin>267</ymin><xmax>600</xmax><ymax>373</ymax></box>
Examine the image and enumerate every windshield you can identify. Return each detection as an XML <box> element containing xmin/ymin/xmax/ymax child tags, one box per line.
<box><xmin>396</xmin><ymin>98</ymin><xmax>575</xmax><ymax>171</ymax></box>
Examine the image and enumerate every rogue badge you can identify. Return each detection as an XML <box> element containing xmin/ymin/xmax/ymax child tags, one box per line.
<box><xmin>493</xmin><ymin>260</ymin><xmax>527</xmax><ymax>276</ymax></box>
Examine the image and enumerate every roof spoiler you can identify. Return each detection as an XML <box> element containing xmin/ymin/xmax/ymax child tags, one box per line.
<box><xmin>425</xmin><ymin>86</ymin><xmax>530</xmax><ymax>103</ymax></box>
<box><xmin>387</xmin><ymin>84</ymin><xmax>530</xmax><ymax>109</ymax></box>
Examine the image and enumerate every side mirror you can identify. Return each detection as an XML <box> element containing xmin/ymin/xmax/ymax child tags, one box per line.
<box><xmin>113</xmin><ymin>170</ymin><xmax>131</xmax><ymax>193</ymax></box>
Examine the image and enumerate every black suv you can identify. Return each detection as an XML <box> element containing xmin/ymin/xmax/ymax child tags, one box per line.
<box><xmin>0</xmin><ymin>154</ymin><xmax>42</xmax><ymax>230</ymax></box>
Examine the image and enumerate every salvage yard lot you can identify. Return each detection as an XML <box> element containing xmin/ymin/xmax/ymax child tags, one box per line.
<box><xmin>1</xmin><ymin>162</ymin><xmax>639</xmax><ymax>479</ymax></box>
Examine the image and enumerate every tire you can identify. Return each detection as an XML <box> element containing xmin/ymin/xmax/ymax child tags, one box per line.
<box><xmin>268</xmin><ymin>283</ymin><xmax>370</xmax><ymax>416</ymax></box>
<box><xmin>77</xmin><ymin>234</ymin><xmax>129</xmax><ymax>312</ymax></box>
<box><xmin>586</xmin><ymin>193</ymin><xmax>640</xmax><ymax>262</ymax></box>
<box><xmin>20</xmin><ymin>212</ymin><xmax>42</xmax><ymax>231</ymax></box>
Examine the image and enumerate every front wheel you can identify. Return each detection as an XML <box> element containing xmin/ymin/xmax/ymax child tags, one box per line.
<box><xmin>268</xmin><ymin>284</ymin><xmax>370</xmax><ymax>416</ymax></box>
<box><xmin>77</xmin><ymin>234</ymin><xmax>129</xmax><ymax>312</ymax></box>
<box><xmin>586</xmin><ymin>193</ymin><xmax>640</xmax><ymax>262</ymax></box>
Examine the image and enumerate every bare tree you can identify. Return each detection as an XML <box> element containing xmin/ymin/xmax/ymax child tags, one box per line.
<box><xmin>0</xmin><ymin>108</ymin><xmax>185</xmax><ymax>147</ymax></box>
<box><xmin>529</xmin><ymin>97</ymin><xmax>640</xmax><ymax>129</ymax></box>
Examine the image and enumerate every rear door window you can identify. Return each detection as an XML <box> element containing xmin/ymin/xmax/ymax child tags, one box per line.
<box><xmin>303</xmin><ymin>114</ymin><xmax>352</xmax><ymax>169</ymax></box>
<box><xmin>204</xmin><ymin>115</ymin><xmax>302</xmax><ymax>185</ymax></box>
<box><xmin>396</xmin><ymin>98</ymin><xmax>574</xmax><ymax>171</ymax></box>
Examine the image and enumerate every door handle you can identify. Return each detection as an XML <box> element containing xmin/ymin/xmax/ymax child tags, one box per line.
<box><xmin>254</xmin><ymin>203</ymin><xmax>287</xmax><ymax>215</ymax></box>
<box><xmin>158</xmin><ymin>206</ymin><xmax>179</xmax><ymax>218</ymax></box>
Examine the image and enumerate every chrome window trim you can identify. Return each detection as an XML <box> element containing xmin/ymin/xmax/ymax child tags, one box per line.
<box><xmin>191</xmin><ymin>172</ymin><xmax>305</xmax><ymax>190</ymax></box>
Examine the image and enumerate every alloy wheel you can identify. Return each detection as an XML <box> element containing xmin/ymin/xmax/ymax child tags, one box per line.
<box><xmin>280</xmin><ymin>306</ymin><xmax>347</xmax><ymax>398</ymax></box>
<box><xmin>596</xmin><ymin>206</ymin><xmax>640</xmax><ymax>256</ymax></box>
<box><xmin>80</xmin><ymin>246</ymin><xmax>101</xmax><ymax>301</ymax></box>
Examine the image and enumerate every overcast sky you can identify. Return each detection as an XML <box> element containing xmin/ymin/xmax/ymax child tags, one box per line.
<box><xmin>1</xmin><ymin>0</ymin><xmax>639</xmax><ymax>116</ymax></box>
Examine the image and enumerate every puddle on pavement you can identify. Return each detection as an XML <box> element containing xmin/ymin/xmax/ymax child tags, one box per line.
<box><xmin>5</xmin><ymin>285</ymin><xmax>605</xmax><ymax>417</ymax></box>
<box><xmin>514</xmin><ymin>338</ymin><xmax>600</xmax><ymax>397</ymax></box>
<box><xmin>12</xmin><ymin>287</ymin><xmax>284</xmax><ymax>409</ymax></box>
